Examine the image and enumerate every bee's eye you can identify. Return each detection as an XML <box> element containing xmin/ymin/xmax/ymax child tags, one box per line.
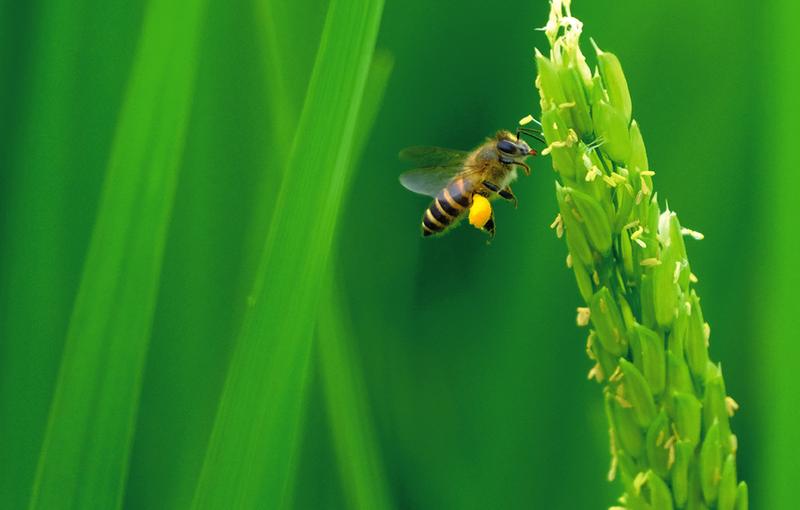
<box><xmin>497</xmin><ymin>140</ymin><xmax>516</xmax><ymax>155</ymax></box>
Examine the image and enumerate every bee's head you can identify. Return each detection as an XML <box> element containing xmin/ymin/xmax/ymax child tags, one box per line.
<box><xmin>495</xmin><ymin>131</ymin><xmax>536</xmax><ymax>162</ymax></box>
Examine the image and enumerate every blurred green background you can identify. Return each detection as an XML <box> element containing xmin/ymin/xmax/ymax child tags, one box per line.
<box><xmin>1</xmin><ymin>0</ymin><xmax>796</xmax><ymax>508</ymax></box>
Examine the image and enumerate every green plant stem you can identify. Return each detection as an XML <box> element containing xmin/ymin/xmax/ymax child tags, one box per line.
<box><xmin>535</xmin><ymin>2</ymin><xmax>746</xmax><ymax>508</ymax></box>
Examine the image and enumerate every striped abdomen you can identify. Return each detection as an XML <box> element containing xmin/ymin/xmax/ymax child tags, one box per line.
<box><xmin>421</xmin><ymin>177</ymin><xmax>473</xmax><ymax>237</ymax></box>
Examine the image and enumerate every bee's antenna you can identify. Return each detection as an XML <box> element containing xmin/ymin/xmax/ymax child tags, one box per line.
<box><xmin>517</xmin><ymin>115</ymin><xmax>544</xmax><ymax>144</ymax></box>
<box><xmin>516</xmin><ymin>127</ymin><xmax>546</xmax><ymax>145</ymax></box>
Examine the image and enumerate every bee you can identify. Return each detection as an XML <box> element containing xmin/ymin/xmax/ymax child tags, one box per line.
<box><xmin>399</xmin><ymin>127</ymin><xmax>541</xmax><ymax>238</ymax></box>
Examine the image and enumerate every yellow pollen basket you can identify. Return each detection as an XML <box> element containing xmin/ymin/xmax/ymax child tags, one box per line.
<box><xmin>468</xmin><ymin>195</ymin><xmax>492</xmax><ymax>229</ymax></box>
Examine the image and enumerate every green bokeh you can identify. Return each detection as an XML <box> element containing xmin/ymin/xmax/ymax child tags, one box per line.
<box><xmin>0</xmin><ymin>0</ymin><xmax>794</xmax><ymax>508</ymax></box>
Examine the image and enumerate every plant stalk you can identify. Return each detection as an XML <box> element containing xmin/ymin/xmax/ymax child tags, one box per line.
<box><xmin>534</xmin><ymin>2</ymin><xmax>747</xmax><ymax>508</ymax></box>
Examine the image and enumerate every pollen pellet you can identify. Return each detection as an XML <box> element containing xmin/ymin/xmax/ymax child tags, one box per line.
<box><xmin>468</xmin><ymin>194</ymin><xmax>492</xmax><ymax>228</ymax></box>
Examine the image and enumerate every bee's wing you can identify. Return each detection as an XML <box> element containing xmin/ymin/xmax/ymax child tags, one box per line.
<box><xmin>399</xmin><ymin>164</ymin><xmax>466</xmax><ymax>197</ymax></box>
<box><xmin>399</xmin><ymin>146</ymin><xmax>469</xmax><ymax>167</ymax></box>
<box><xmin>399</xmin><ymin>146</ymin><xmax>471</xmax><ymax>197</ymax></box>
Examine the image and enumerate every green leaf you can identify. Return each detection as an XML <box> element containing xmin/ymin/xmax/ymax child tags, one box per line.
<box><xmin>687</xmin><ymin>460</ymin><xmax>710</xmax><ymax>510</ymax></box>
<box><xmin>572</xmin><ymin>254</ymin><xmax>595</xmax><ymax>303</ymax></box>
<box><xmin>717</xmin><ymin>454</ymin><xmax>738</xmax><ymax>510</ymax></box>
<box><xmin>235</xmin><ymin>0</ymin><xmax>328</xmax><ymax>311</ymax></box>
<box><xmin>628</xmin><ymin>120</ymin><xmax>649</xmax><ymax>173</ymax></box>
<box><xmin>645</xmin><ymin>410</ymin><xmax>670</xmax><ymax>478</ymax></box>
<box><xmin>190</xmin><ymin>0</ymin><xmax>385</xmax><ymax>507</ymax></box>
<box><xmin>671</xmin><ymin>439</ymin><xmax>694</xmax><ymax>507</ymax></box>
<box><xmin>535</xmin><ymin>50</ymin><xmax>567</xmax><ymax>108</ymax></box>
<box><xmin>735</xmin><ymin>481</ymin><xmax>748</xmax><ymax>510</ymax></box>
<box><xmin>318</xmin><ymin>276</ymin><xmax>393</xmax><ymax>510</ymax></box>
<box><xmin>317</xmin><ymin>50</ymin><xmax>394</xmax><ymax>510</ymax></box>
<box><xmin>28</xmin><ymin>1</ymin><xmax>208</xmax><ymax>508</ymax></box>
<box><xmin>614</xmin><ymin>181</ymin><xmax>637</xmax><ymax>233</ymax></box>
<box><xmin>569</xmin><ymin>188</ymin><xmax>613</xmax><ymax>255</ymax></box>
<box><xmin>652</xmin><ymin>244</ymin><xmax>679</xmax><ymax>329</ymax></box>
<box><xmin>618</xmin><ymin>358</ymin><xmax>656</xmax><ymax>427</ymax></box>
<box><xmin>596</xmin><ymin>50</ymin><xmax>632</xmax><ymax>123</ymax></box>
<box><xmin>645</xmin><ymin>470</ymin><xmax>674</xmax><ymax>510</ymax></box>
<box><xmin>542</xmin><ymin>108</ymin><xmax>578</xmax><ymax>180</ymax></box>
<box><xmin>592</xmin><ymin>100</ymin><xmax>631</xmax><ymax>163</ymax></box>
<box><xmin>0</xmin><ymin>0</ymin><xmax>111</xmax><ymax>506</ymax></box>
<box><xmin>667</xmin><ymin>304</ymin><xmax>689</xmax><ymax>355</ymax></box>
<box><xmin>640</xmin><ymin>273</ymin><xmax>657</xmax><ymax>330</ymax></box>
<box><xmin>672</xmin><ymin>392</ymin><xmax>702</xmax><ymax>448</ymax></box>
<box><xmin>700</xmin><ymin>420</ymin><xmax>722</xmax><ymax>504</ymax></box>
<box><xmin>607</xmin><ymin>390</ymin><xmax>644</xmax><ymax>459</ymax></box>
<box><xmin>631</xmin><ymin>324</ymin><xmax>666</xmax><ymax>397</ymax></box>
<box><xmin>686</xmin><ymin>291</ymin><xmax>709</xmax><ymax>382</ymax></box>
<box><xmin>558</xmin><ymin>65</ymin><xmax>594</xmax><ymax>139</ymax></box>
<box><xmin>666</xmin><ymin>350</ymin><xmax>693</xmax><ymax>402</ymax></box>
<box><xmin>590</xmin><ymin>288</ymin><xmax>628</xmax><ymax>356</ymax></box>
<box><xmin>557</xmin><ymin>183</ymin><xmax>593</xmax><ymax>266</ymax></box>
<box><xmin>703</xmin><ymin>364</ymin><xmax>732</xmax><ymax>448</ymax></box>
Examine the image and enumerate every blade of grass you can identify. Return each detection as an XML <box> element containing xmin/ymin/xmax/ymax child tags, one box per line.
<box><xmin>759</xmin><ymin>0</ymin><xmax>800</xmax><ymax>506</ymax></box>
<box><xmin>190</xmin><ymin>0</ymin><xmax>385</xmax><ymax>507</ymax></box>
<box><xmin>288</xmin><ymin>50</ymin><xmax>393</xmax><ymax>508</ymax></box>
<box><xmin>318</xmin><ymin>275</ymin><xmax>394</xmax><ymax>510</ymax></box>
<box><xmin>232</xmin><ymin>0</ymin><xmax>329</xmax><ymax>333</ymax></box>
<box><xmin>348</xmin><ymin>50</ymin><xmax>394</xmax><ymax>179</ymax></box>
<box><xmin>317</xmin><ymin>49</ymin><xmax>393</xmax><ymax>510</ymax></box>
<box><xmin>255</xmin><ymin>0</ymin><xmax>323</xmax><ymax>151</ymax></box>
<box><xmin>0</xmin><ymin>2</ymin><xmax>91</xmax><ymax>507</ymax></box>
<box><xmin>122</xmin><ymin>2</ymin><xmax>274</xmax><ymax>508</ymax></box>
<box><xmin>28</xmin><ymin>1</ymin><xmax>208</xmax><ymax>508</ymax></box>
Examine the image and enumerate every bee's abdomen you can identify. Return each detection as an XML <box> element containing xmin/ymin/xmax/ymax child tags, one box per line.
<box><xmin>421</xmin><ymin>178</ymin><xmax>472</xmax><ymax>237</ymax></box>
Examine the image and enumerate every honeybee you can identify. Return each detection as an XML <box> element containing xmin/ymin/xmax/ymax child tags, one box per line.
<box><xmin>399</xmin><ymin>128</ymin><xmax>541</xmax><ymax>238</ymax></box>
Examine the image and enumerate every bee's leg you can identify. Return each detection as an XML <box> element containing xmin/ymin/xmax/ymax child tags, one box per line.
<box><xmin>483</xmin><ymin>180</ymin><xmax>517</xmax><ymax>208</ymax></box>
<box><xmin>482</xmin><ymin>180</ymin><xmax>500</xmax><ymax>193</ymax></box>
<box><xmin>482</xmin><ymin>215</ymin><xmax>495</xmax><ymax>239</ymax></box>
<box><xmin>499</xmin><ymin>185</ymin><xmax>517</xmax><ymax>208</ymax></box>
<box><xmin>514</xmin><ymin>161</ymin><xmax>531</xmax><ymax>176</ymax></box>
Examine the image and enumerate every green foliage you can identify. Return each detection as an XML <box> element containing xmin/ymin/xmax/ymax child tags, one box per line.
<box><xmin>308</xmin><ymin>49</ymin><xmax>395</xmax><ymax>510</ymax></box>
<box><xmin>0</xmin><ymin>0</ymin><xmax>785</xmax><ymax>508</ymax></box>
<box><xmin>535</xmin><ymin>2</ymin><xmax>746</xmax><ymax>507</ymax></box>
<box><xmin>191</xmin><ymin>0</ymin><xmax>385</xmax><ymax>507</ymax></box>
<box><xmin>28</xmin><ymin>1</ymin><xmax>208</xmax><ymax>507</ymax></box>
<box><xmin>319</xmin><ymin>275</ymin><xmax>393</xmax><ymax>510</ymax></box>
<box><xmin>759</xmin><ymin>1</ymin><xmax>800</xmax><ymax>508</ymax></box>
